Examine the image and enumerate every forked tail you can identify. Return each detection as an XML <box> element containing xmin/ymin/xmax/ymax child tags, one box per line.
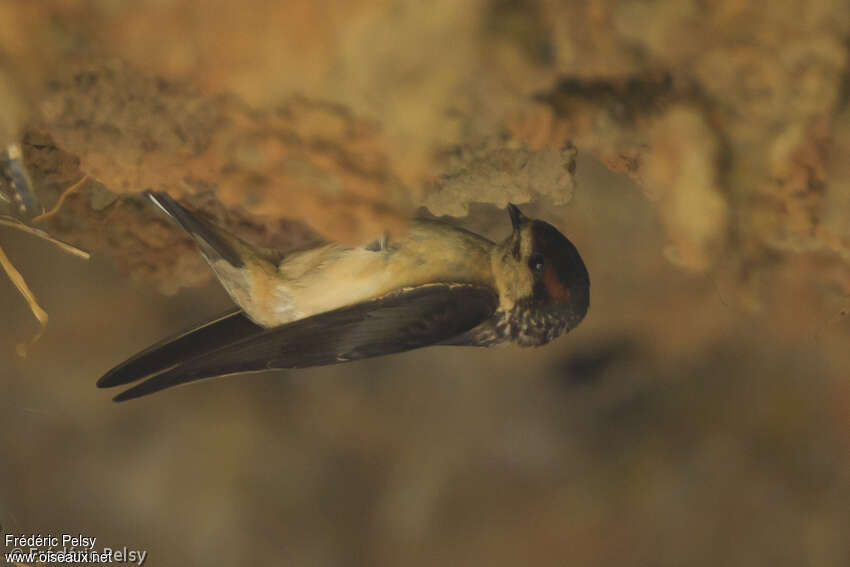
<box><xmin>144</xmin><ymin>190</ymin><xmax>245</xmax><ymax>267</ymax></box>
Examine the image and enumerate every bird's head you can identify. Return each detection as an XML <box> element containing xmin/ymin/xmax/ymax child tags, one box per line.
<box><xmin>491</xmin><ymin>204</ymin><xmax>590</xmax><ymax>344</ymax></box>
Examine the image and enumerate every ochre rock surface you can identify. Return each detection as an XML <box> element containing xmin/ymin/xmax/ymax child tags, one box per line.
<box><xmin>1</xmin><ymin>0</ymin><xmax>848</xmax><ymax>301</ymax></box>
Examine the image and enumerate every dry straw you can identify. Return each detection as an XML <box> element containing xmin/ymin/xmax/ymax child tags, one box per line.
<box><xmin>1</xmin><ymin>176</ymin><xmax>90</xmax><ymax>355</ymax></box>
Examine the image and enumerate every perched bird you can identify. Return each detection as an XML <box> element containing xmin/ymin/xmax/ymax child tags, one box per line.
<box><xmin>98</xmin><ymin>191</ymin><xmax>590</xmax><ymax>401</ymax></box>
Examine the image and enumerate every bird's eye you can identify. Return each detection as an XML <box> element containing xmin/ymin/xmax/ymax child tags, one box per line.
<box><xmin>529</xmin><ymin>253</ymin><xmax>545</xmax><ymax>274</ymax></box>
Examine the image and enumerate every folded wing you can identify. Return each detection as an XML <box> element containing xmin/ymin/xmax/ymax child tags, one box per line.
<box><xmin>97</xmin><ymin>309</ymin><xmax>264</xmax><ymax>389</ymax></box>
<box><xmin>100</xmin><ymin>283</ymin><xmax>498</xmax><ymax>402</ymax></box>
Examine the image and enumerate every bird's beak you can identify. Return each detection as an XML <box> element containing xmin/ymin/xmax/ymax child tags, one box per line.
<box><xmin>507</xmin><ymin>203</ymin><xmax>528</xmax><ymax>232</ymax></box>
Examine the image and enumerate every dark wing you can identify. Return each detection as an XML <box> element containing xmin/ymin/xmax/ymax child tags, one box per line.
<box><xmin>97</xmin><ymin>309</ymin><xmax>264</xmax><ymax>388</ymax></box>
<box><xmin>104</xmin><ymin>283</ymin><xmax>498</xmax><ymax>402</ymax></box>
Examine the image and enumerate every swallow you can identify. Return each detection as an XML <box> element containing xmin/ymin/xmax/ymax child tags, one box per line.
<box><xmin>1</xmin><ymin>143</ymin><xmax>41</xmax><ymax>218</ymax></box>
<box><xmin>97</xmin><ymin>191</ymin><xmax>590</xmax><ymax>401</ymax></box>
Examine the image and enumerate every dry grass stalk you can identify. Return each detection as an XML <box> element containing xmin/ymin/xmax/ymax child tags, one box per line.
<box><xmin>0</xmin><ymin>177</ymin><xmax>92</xmax><ymax>355</ymax></box>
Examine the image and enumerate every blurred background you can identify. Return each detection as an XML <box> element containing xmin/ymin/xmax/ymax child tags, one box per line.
<box><xmin>2</xmin><ymin>1</ymin><xmax>850</xmax><ymax>566</ymax></box>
